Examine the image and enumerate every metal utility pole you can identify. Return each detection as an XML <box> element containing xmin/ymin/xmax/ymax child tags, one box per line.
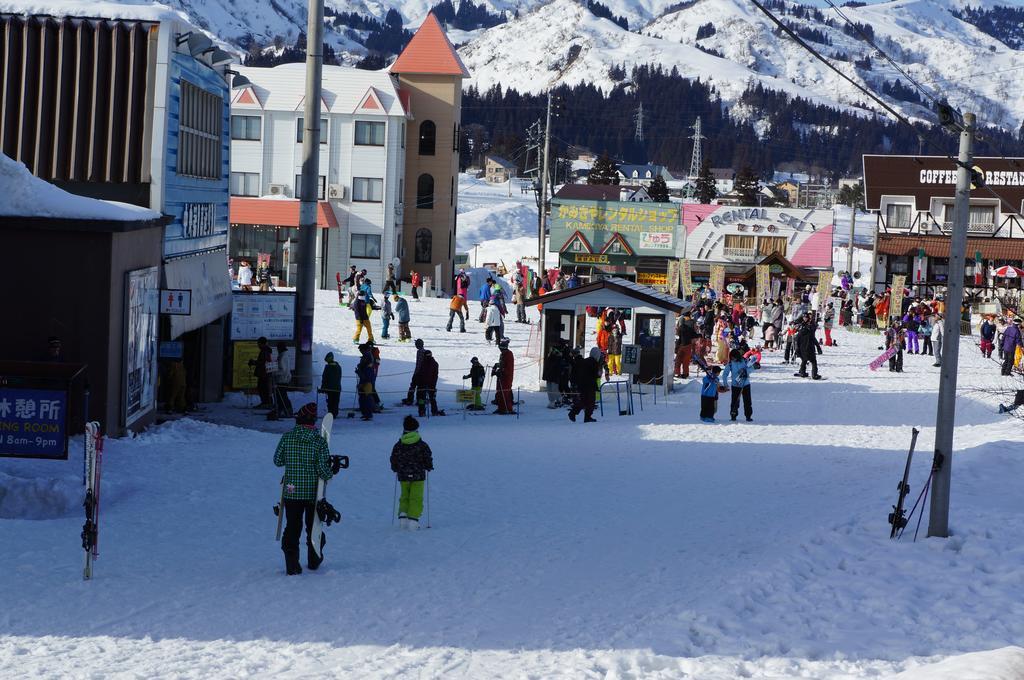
<box><xmin>846</xmin><ymin>204</ymin><xmax>857</xmax><ymax>277</ymax></box>
<box><xmin>928</xmin><ymin>111</ymin><xmax>975</xmax><ymax>538</ymax></box>
<box><xmin>537</xmin><ymin>92</ymin><xmax>552</xmax><ymax>276</ymax></box>
<box><xmin>293</xmin><ymin>0</ymin><xmax>325</xmax><ymax>391</ymax></box>
<box><xmin>688</xmin><ymin>117</ymin><xmax>705</xmax><ymax>180</ymax></box>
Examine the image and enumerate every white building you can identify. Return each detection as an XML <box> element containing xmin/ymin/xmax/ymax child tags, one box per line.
<box><xmin>228</xmin><ymin>63</ymin><xmax>410</xmax><ymax>288</ymax></box>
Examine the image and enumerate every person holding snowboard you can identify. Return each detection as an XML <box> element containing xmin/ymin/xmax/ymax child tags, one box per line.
<box><xmin>463</xmin><ymin>357</ymin><xmax>486</xmax><ymax>410</ymax></box>
<box><xmin>320</xmin><ymin>352</ymin><xmax>342</xmax><ymax>418</ymax></box>
<box><xmin>391</xmin><ymin>415</ymin><xmax>434</xmax><ymax>530</ymax></box>
<box><xmin>273</xmin><ymin>402</ymin><xmax>340</xmax><ymax>574</ymax></box>
<box><xmin>721</xmin><ymin>348</ymin><xmax>753</xmax><ymax>421</ymax></box>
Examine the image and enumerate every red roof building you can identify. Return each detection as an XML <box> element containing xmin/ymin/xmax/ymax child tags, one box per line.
<box><xmin>389</xmin><ymin>13</ymin><xmax>471</xmax><ymax>77</ymax></box>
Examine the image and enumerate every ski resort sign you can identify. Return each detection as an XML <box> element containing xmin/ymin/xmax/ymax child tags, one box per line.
<box><xmin>550</xmin><ymin>199</ymin><xmax>679</xmax><ymax>259</ymax></box>
<box><xmin>0</xmin><ymin>387</ymin><xmax>68</xmax><ymax>459</ymax></box>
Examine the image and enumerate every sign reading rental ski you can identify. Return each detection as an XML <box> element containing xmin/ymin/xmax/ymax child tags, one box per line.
<box><xmin>682</xmin><ymin>205</ymin><xmax>834</xmax><ymax>277</ymax></box>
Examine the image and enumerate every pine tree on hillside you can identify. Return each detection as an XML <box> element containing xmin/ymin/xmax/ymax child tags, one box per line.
<box><xmin>837</xmin><ymin>180</ymin><xmax>864</xmax><ymax>209</ymax></box>
<box><xmin>588</xmin><ymin>153</ymin><xmax>620</xmax><ymax>185</ymax></box>
<box><xmin>735</xmin><ymin>165</ymin><xmax>760</xmax><ymax>205</ymax></box>
<box><xmin>648</xmin><ymin>174</ymin><xmax>670</xmax><ymax>202</ymax></box>
<box><xmin>695</xmin><ymin>159</ymin><xmax>717</xmax><ymax>204</ymax></box>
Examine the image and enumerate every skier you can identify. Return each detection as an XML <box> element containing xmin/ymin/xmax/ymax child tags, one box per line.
<box><xmin>273</xmin><ymin>342</ymin><xmax>293</xmax><ymax>418</ymax></box>
<box><xmin>355</xmin><ymin>347</ymin><xmax>376</xmax><ymax>420</ymax></box>
<box><xmin>251</xmin><ymin>336</ymin><xmax>274</xmax><ymax>408</ymax></box>
<box><xmin>352</xmin><ymin>280</ymin><xmax>375</xmax><ymax>344</ymax></box>
<box><xmin>463</xmin><ymin>357</ymin><xmax>486</xmax><ymax>410</ymax></box>
<box><xmin>381</xmin><ymin>293</ymin><xmax>394</xmax><ymax>339</ymax></box>
<box><xmin>410</xmin><ymin>270</ymin><xmax>421</xmax><ymax>300</ymax></box>
<box><xmin>721</xmin><ymin>348</ymin><xmax>753</xmax><ymax>422</ymax></box>
<box><xmin>485</xmin><ymin>297</ymin><xmax>503</xmax><ymax>343</ymax></box>
<box><xmin>1001</xmin><ymin>318</ymin><xmax>1023</xmax><ymax>376</ymax></box>
<box><xmin>403</xmin><ymin>339</ymin><xmax>427</xmax><ymax>405</ymax></box>
<box><xmin>492</xmin><ymin>338</ymin><xmax>515</xmax><ymax>415</ymax></box>
<box><xmin>320</xmin><ymin>352</ymin><xmax>342</xmax><ymax>418</ymax></box>
<box><xmin>568</xmin><ymin>347</ymin><xmax>601</xmax><ymax>423</ymax></box>
<box><xmin>980</xmin><ymin>315</ymin><xmax>997</xmax><ymax>359</ymax></box>
<box><xmin>415</xmin><ymin>349</ymin><xmax>445</xmax><ymax>417</ymax></box>
<box><xmin>794</xmin><ymin>316</ymin><xmax>822</xmax><ymax>379</ymax></box>
<box><xmin>700</xmin><ymin>365</ymin><xmax>723</xmax><ymax>423</ymax></box>
<box><xmin>394</xmin><ymin>293</ymin><xmax>411</xmax><ymax>342</ymax></box>
<box><xmin>273</xmin><ymin>402</ymin><xmax>340</xmax><ymax>574</ymax></box>
<box><xmin>447</xmin><ymin>293</ymin><xmax>468</xmax><ymax>333</ymax></box>
<box><xmin>391</xmin><ymin>415</ymin><xmax>434</xmax><ymax>530</ymax></box>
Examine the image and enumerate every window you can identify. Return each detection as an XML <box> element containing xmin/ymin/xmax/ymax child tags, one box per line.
<box><xmin>885</xmin><ymin>203</ymin><xmax>912</xmax><ymax>229</ymax></box>
<box><xmin>296</xmin><ymin>117</ymin><xmax>328</xmax><ymax>144</ymax></box>
<box><xmin>294</xmin><ymin>175</ymin><xmax>326</xmax><ymax>200</ymax></box>
<box><xmin>415</xmin><ymin>228</ymin><xmax>432</xmax><ymax>263</ymax></box>
<box><xmin>758</xmin><ymin>236</ymin><xmax>787</xmax><ymax>257</ymax></box>
<box><xmin>230</xmin><ymin>172</ymin><xmax>259</xmax><ymax>196</ymax></box>
<box><xmin>724</xmin><ymin>234</ymin><xmax>755</xmax><ymax>250</ymax></box>
<box><xmin>398</xmin><ymin>178</ymin><xmax>404</xmax><ymax>204</ymax></box>
<box><xmin>418</xmin><ymin>120</ymin><xmax>435</xmax><ymax>156</ymax></box>
<box><xmin>355</xmin><ymin>121</ymin><xmax>385</xmax><ymax>146</ymax></box>
<box><xmin>353</xmin><ymin>177</ymin><xmax>384</xmax><ymax>203</ymax></box>
<box><xmin>416</xmin><ymin>173</ymin><xmax>434</xmax><ymax>209</ymax></box>
<box><xmin>230</xmin><ymin>115</ymin><xmax>261</xmax><ymax>140</ymax></box>
<box><xmin>929</xmin><ymin>257</ymin><xmax>949</xmax><ymax>282</ymax></box>
<box><xmin>177</xmin><ymin>81</ymin><xmax>222</xmax><ymax>180</ymax></box>
<box><xmin>889</xmin><ymin>256</ymin><xmax>910</xmax><ymax>274</ymax></box>
<box><xmin>350</xmin><ymin>233</ymin><xmax>381</xmax><ymax>259</ymax></box>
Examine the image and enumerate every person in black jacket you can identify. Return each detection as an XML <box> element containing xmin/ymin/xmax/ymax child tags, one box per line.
<box><xmin>250</xmin><ymin>336</ymin><xmax>274</xmax><ymax>408</ymax></box>
<box><xmin>542</xmin><ymin>342</ymin><xmax>566</xmax><ymax>408</ymax></box>
<box><xmin>569</xmin><ymin>347</ymin><xmax>601</xmax><ymax>422</ymax></box>
<box><xmin>794</xmin><ymin>315</ymin><xmax>822</xmax><ymax>380</ymax></box>
<box><xmin>463</xmin><ymin>357</ymin><xmax>486</xmax><ymax>410</ymax></box>
<box><xmin>415</xmin><ymin>349</ymin><xmax>445</xmax><ymax>417</ymax></box>
<box><xmin>390</xmin><ymin>415</ymin><xmax>434</xmax><ymax>530</ymax></box>
<box><xmin>319</xmin><ymin>352</ymin><xmax>342</xmax><ymax>417</ymax></box>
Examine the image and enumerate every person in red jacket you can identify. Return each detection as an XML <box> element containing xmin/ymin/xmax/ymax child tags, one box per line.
<box><xmin>410</xmin><ymin>271</ymin><xmax>422</xmax><ymax>301</ymax></box>
<box><xmin>492</xmin><ymin>338</ymin><xmax>515</xmax><ymax>414</ymax></box>
<box><xmin>415</xmin><ymin>350</ymin><xmax>445</xmax><ymax>416</ymax></box>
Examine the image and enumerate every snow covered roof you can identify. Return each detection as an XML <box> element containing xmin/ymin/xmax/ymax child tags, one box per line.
<box><xmin>618</xmin><ymin>164</ymin><xmax>671</xmax><ymax>180</ymax></box>
<box><xmin>525</xmin><ymin>277</ymin><xmax>688</xmax><ymax>313</ymax></box>
<box><xmin>0</xmin><ymin>154</ymin><xmax>162</xmax><ymax>222</ymax></box>
<box><xmin>233</xmin><ymin>64</ymin><xmax>406</xmax><ymax>117</ymax></box>
<box><xmin>0</xmin><ymin>0</ymin><xmax>187</xmax><ymax>22</ymax></box>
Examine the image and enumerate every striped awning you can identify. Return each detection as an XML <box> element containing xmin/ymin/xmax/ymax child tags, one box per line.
<box><xmin>229</xmin><ymin>198</ymin><xmax>338</xmax><ymax>228</ymax></box>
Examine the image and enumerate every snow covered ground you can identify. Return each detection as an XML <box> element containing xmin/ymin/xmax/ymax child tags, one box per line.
<box><xmin>2</xmin><ymin>292</ymin><xmax>1023</xmax><ymax>679</ymax></box>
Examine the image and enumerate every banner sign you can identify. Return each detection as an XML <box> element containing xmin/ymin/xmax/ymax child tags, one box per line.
<box><xmin>0</xmin><ymin>387</ymin><xmax>68</xmax><ymax>459</ymax></box>
<box><xmin>124</xmin><ymin>267</ymin><xmax>160</xmax><ymax>427</ymax></box>
<box><xmin>231</xmin><ymin>341</ymin><xmax>260</xmax><ymax>390</ymax></box>
<box><xmin>550</xmin><ymin>199</ymin><xmax>679</xmax><ymax>258</ymax></box>
<box><xmin>709</xmin><ymin>264</ymin><xmax>726</xmax><ymax>299</ymax></box>
<box><xmin>771</xmin><ymin>277</ymin><xmax>781</xmax><ymax>300</ymax></box>
<box><xmin>679</xmin><ymin>259</ymin><xmax>692</xmax><ymax>297</ymax></box>
<box><xmin>786</xmin><ymin>277</ymin><xmax>796</xmax><ymax>297</ymax></box>
<box><xmin>230</xmin><ymin>292</ymin><xmax>297</xmax><ymax>341</ymax></box>
<box><xmin>666</xmin><ymin>259</ymin><xmax>681</xmax><ymax>296</ymax></box>
<box><xmin>756</xmin><ymin>265</ymin><xmax>770</xmax><ymax>304</ymax></box>
<box><xmin>890</xmin><ymin>274</ymin><xmax>907</xmax><ymax>322</ymax></box>
<box><xmin>817</xmin><ymin>270</ymin><xmax>833</xmax><ymax>311</ymax></box>
<box><xmin>563</xmin><ymin>252</ymin><xmax>632</xmax><ymax>266</ymax></box>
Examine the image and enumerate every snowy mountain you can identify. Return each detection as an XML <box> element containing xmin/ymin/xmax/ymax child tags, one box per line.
<box><xmin>460</xmin><ymin>0</ymin><xmax>1024</xmax><ymax>131</ymax></box>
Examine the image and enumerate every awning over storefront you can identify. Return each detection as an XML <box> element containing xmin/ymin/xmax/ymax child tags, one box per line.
<box><xmin>229</xmin><ymin>198</ymin><xmax>338</xmax><ymax>228</ymax></box>
<box><xmin>878</xmin><ymin>235</ymin><xmax>1024</xmax><ymax>260</ymax></box>
<box><xmin>163</xmin><ymin>250</ymin><xmax>233</xmax><ymax>339</ymax></box>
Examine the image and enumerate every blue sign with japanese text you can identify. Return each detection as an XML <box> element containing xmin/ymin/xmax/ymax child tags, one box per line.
<box><xmin>0</xmin><ymin>388</ymin><xmax>68</xmax><ymax>459</ymax></box>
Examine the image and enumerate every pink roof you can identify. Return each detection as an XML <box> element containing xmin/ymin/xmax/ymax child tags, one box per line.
<box><xmin>789</xmin><ymin>224</ymin><xmax>835</xmax><ymax>268</ymax></box>
<box><xmin>390</xmin><ymin>13</ymin><xmax>470</xmax><ymax>78</ymax></box>
<box><xmin>682</xmin><ymin>204</ymin><xmax>721</xmax><ymax>236</ymax></box>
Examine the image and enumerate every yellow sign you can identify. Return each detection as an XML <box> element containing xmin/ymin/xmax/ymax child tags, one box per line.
<box><xmin>709</xmin><ymin>264</ymin><xmax>726</xmax><ymax>298</ymax></box>
<box><xmin>572</xmin><ymin>253</ymin><xmax>609</xmax><ymax>264</ymax></box>
<box><xmin>679</xmin><ymin>259</ymin><xmax>692</xmax><ymax>296</ymax></box>
<box><xmin>889</xmin><ymin>275</ymin><xmax>907</xmax><ymax>324</ymax></box>
<box><xmin>232</xmin><ymin>341</ymin><xmax>260</xmax><ymax>390</ymax></box>
<box><xmin>817</xmin><ymin>270</ymin><xmax>833</xmax><ymax>311</ymax></box>
<box><xmin>455</xmin><ymin>389</ymin><xmax>478</xmax><ymax>403</ymax></box>
<box><xmin>637</xmin><ymin>271</ymin><xmax>668</xmax><ymax>286</ymax></box>
<box><xmin>756</xmin><ymin>264</ymin><xmax>771</xmax><ymax>304</ymax></box>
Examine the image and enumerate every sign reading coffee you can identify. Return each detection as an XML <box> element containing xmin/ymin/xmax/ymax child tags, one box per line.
<box><xmin>863</xmin><ymin>155</ymin><xmax>1024</xmax><ymax>211</ymax></box>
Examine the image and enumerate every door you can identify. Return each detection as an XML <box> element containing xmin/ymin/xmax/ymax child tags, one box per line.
<box><xmin>634</xmin><ymin>313</ymin><xmax>664</xmax><ymax>385</ymax></box>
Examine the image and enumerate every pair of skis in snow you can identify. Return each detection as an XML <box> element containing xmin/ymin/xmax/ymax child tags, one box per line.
<box><xmin>888</xmin><ymin>428</ymin><xmax>921</xmax><ymax>540</ymax></box>
<box><xmin>82</xmin><ymin>422</ymin><xmax>103</xmax><ymax>580</ymax></box>
<box><xmin>274</xmin><ymin>414</ymin><xmax>348</xmax><ymax>561</ymax></box>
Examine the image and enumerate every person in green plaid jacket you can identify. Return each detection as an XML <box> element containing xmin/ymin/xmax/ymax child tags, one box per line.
<box><xmin>274</xmin><ymin>402</ymin><xmax>333</xmax><ymax>575</ymax></box>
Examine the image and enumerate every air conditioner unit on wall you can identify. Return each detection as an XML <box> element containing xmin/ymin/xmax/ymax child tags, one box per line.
<box><xmin>328</xmin><ymin>184</ymin><xmax>345</xmax><ymax>199</ymax></box>
<box><xmin>268</xmin><ymin>183</ymin><xmax>287</xmax><ymax>196</ymax></box>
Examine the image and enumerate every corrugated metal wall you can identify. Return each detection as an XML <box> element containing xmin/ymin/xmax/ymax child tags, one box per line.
<box><xmin>0</xmin><ymin>14</ymin><xmax>155</xmax><ymax>184</ymax></box>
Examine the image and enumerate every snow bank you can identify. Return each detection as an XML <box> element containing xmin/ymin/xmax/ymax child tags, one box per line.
<box><xmin>0</xmin><ymin>0</ymin><xmax>189</xmax><ymax>23</ymax></box>
<box><xmin>892</xmin><ymin>646</ymin><xmax>1024</xmax><ymax>680</ymax></box>
<box><xmin>0</xmin><ymin>470</ymin><xmax>84</xmax><ymax>520</ymax></box>
<box><xmin>0</xmin><ymin>154</ymin><xmax>161</xmax><ymax>221</ymax></box>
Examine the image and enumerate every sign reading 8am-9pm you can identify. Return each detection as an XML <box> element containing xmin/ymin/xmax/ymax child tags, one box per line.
<box><xmin>550</xmin><ymin>199</ymin><xmax>679</xmax><ymax>258</ymax></box>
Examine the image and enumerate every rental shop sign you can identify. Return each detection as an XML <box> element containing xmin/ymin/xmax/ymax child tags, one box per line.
<box><xmin>550</xmin><ymin>199</ymin><xmax>679</xmax><ymax>258</ymax></box>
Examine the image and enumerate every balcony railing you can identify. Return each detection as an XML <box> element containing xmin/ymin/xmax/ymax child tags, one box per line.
<box><xmin>723</xmin><ymin>247</ymin><xmax>757</xmax><ymax>260</ymax></box>
<box><xmin>941</xmin><ymin>221</ymin><xmax>996</xmax><ymax>234</ymax></box>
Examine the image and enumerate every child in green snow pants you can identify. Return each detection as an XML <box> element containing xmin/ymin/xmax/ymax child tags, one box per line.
<box><xmin>399</xmin><ymin>480</ymin><xmax>425</xmax><ymax>519</ymax></box>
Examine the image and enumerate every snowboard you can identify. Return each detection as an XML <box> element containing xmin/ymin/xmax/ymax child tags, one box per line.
<box><xmin>869</xmin><ymin>345</ymin><xmax>898</xmax><ymax>371</ymax></box>
<box><xmin>309</xmin><ymin>413</ymin><xmax>334</xmax><ymax>559</ymax></box>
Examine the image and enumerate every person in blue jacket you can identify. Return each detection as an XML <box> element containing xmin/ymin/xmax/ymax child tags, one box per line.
<box><xmin>478</xmin><ymin>276</ymin><xmax>494</xmax><ymax>322</ymax></box>
<box><xmin>720</xmin><ymin>348</ymin><xmax>754</xmax><ymax>422</ymax></box>
<box><xmin>700</xmin><ymin>365</ymin><xmax>722</xmax><ymax>423</ymax></box>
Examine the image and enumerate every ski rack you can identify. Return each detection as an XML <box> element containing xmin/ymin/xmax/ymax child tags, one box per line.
<box><xmin>599</xmin><ymin>380</ymin><xmax>635</xmax><ymax>417</ymax></box>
